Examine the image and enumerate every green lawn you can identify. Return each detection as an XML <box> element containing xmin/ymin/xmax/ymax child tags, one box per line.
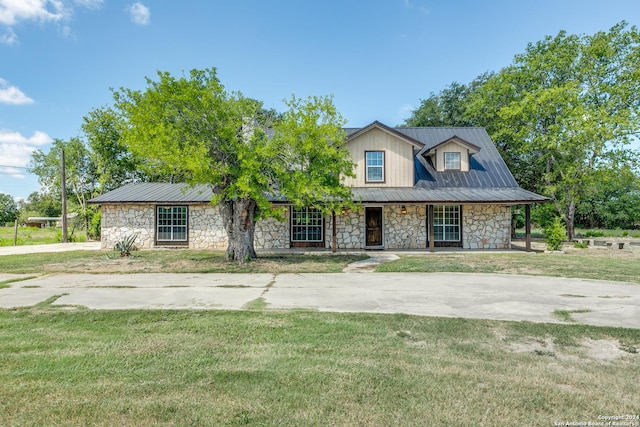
<box><xmin>0</xmin><ymin>250</ymin><xmax>368</xmax><ymax>274</ymax></box>
<box><xmin>1</xmin><ymin>307</ymin><xmax>638</xmax><ymax>426</ymax></box>
<box><xmin>0</xmin><ymin>226</ymin><xmax>88</xmax><ymax>246</ymax></box>
<box><xmin>376</xmin><ymin>250</ymin><xmax>640</xmax><ymax>284</ymax></box>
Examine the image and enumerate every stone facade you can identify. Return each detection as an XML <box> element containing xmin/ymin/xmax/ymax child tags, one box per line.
<box><xmin>462</xmin><ymin>204</ymin><xmax>511</xmax><ymax>249</ymax></box>
<box><xmin>101</xmin><ymin>204</ymin><xmax>155</xmax><ymax>249</ymax></box>
<box><xmin>100</xmin><ymin>203</ymin><xmax>512</xmax><ymax>251</ymax></box>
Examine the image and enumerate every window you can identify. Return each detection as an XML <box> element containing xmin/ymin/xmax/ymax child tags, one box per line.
<box><xmin>291</xmin><ymin>207</ymin><xmax>323</xmax><ymax>242</ymax></box>
<box><xmin>444</xmin><ymin>152</ymin><xmax>461</xmax><ymax>170</ymax></box>
<box><xmin>433</xmin><ymin>205</ymin><xmax>460</xmax><ymax>241</ymax></box>
<box><xmin>365</xmin><ymin>151</ymin><xmax>384</xmax><ymax>182</ymax></box>
<box><xmin>157</xmin><ymin>206</ymin><xmax>187</xmax><ymax>242</ymax></box>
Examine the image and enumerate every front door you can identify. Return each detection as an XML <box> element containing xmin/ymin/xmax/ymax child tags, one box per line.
<box><xmin>365</xmin><ymin>207</ymin><xmax>383</xmax><ymax>247</ymax></box>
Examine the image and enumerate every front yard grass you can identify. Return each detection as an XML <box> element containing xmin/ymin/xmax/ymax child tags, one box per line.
<box><xmin>376</xmin><ymin>249</ymin><xmax>640</xmax><ymax>284</ymax></box>
<box><xmin>1</xmin><ymin>308</ymin><xmax>638</xmax><ymax>426</ymax></box>
<box><xmin>0</xmin><ymin>250</ymin><xmax>368</xmax><ymax>274</ymax></box>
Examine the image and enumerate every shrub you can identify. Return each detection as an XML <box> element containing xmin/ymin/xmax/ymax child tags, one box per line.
<box><xmin>544</xmin><ymin>217</ymin><xmax>566</xmax><ymax>251</ymax></box>
<box><xmin>114</xmin><ymin>233</ymin><xmax>139</xmax><ymax>257</ymax></box>
<box><xmin>573</xmin><ymin>241</ymin><xmax>589</xmax><ymax>249</ymax></box>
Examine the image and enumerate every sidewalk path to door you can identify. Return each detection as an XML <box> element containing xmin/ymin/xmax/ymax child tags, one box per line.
<box><xmin>1</xmin><ymin>271</ymin><xmax>638</xmax><ymax>328</ymax></box>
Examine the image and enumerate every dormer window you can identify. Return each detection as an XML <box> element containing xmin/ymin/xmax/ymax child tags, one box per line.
<box><xmin>444</xmin><ymin>152</ymin><xmax>461</xmax><ymax>171</ymax></box>
<box><xmin>365</xmin><ymin>151</ymin><xmax>385</xmax><ymax>182</ymax></box>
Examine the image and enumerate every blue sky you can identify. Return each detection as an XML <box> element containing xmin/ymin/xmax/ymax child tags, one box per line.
<box><xmin>1</xmin><ymin>0</ymin><xmax>640</xmax><ymax>200</ymax></box>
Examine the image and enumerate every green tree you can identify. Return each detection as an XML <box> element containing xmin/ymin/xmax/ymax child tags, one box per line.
<box><xmin>30</xmin><ymin>138</ymin><xmax>97</xmax><ymax>238</ymax></box>
<box><xmin>113</xmin><ymin>68</ymin><xmax>354</xmax><ymax>263</ymax></box>
<box><xmin>18</xmin><ymin>192</ymin><xmax>62</xmax><ymax>219</ymax></box>
<box><xmin>405</xmin><ymin>22</ymin><xmax>640</xmax><ymax>239</ymax></box>
<box><xmin>468</xmin><ymin>22</ymin><xmax>640</xmax><ymax>239</ymax></box>
<box><xmin>82</xmin><ymin>106</ymin><xmax>140</xmax><ymax>192</ymax></box>
<box><xmin>403</xmin><ymin>73</ymin><xmax>491</xmax><ymax>128</ymax></box>
<box><xmin>0</xmin><ymin>193</ymin><xmax>19</xmax><ymax>225</ymax></box>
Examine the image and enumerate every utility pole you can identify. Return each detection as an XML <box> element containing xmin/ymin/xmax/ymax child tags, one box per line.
<box><xmin>61</xmin><ymin>148</ymin><xmax>68</xmax><ymax>243</ymax></box>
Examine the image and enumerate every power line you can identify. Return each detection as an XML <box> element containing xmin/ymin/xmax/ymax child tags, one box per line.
<box><xmin>0</xmin><ymin>164</ymin><xmax>32</xmax><ymax>170</ymax></box>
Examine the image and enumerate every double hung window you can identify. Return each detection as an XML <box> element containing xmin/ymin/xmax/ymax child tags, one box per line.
<box><xmin>433</xmin><ymin>205</ymin><xmax>460</xmax><ymax>241</ymax></box>
<box><xmin>444</xmin><ymin>152</ymin><xmax>461</xmax><ymax>170</ymax></box>
<box><xmin>365</xmin><ymin>151</ymin><xmax>384</xmax><ymax>182</ymax></box>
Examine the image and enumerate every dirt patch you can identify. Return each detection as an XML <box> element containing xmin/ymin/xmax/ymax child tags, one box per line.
<box><xmin>507</xmin><ymin>336</ymin><xmax>637</xmax><ymax>362</ymax></box>
<box><xmin>580</xmin><ymin>338</ymin><xmax>630</xmax><ymax>361</ymax></box>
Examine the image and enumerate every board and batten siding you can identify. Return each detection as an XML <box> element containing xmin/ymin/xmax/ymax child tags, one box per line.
<box><xmin>434</xmin><ymin>141</ymin><xmax>470</xmax><ymax>172</ymax></box>
<box><xmin>342</xmin><ymin>127</ymin><xmax>415</xmax><ymax>187</ymax></box>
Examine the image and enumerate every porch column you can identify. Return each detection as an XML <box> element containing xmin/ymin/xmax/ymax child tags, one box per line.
<box><xmin>332</xmin><ymin>210</ymin><xmax>337</xmax><ymax>253</ymax></box>
<box><xmin>525</xmin><ymin>204</ymin><xmax>531</xmax><ymax>252</ymax></box>
<box><xmin>428</xmin><ymin>205</ymin><xmax>435</xmax><ymax>253</ymax></box>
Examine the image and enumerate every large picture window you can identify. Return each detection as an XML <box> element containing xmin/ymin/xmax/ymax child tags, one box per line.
<box><xmin>291</xmin><ymin>207</ymin><xmax>323</xmax><ymax>242</ymax></box>
<box><xmin>157</xmin><ymin>206</ymin><xmax>187</xmax><ymax>242</ymax></box>
<box><xmin>433</xmin><ymin>205</ymin><xmax>460</xmax><ymax>241</ymax></box>
<box><xmin>365</xmin><ymin>151</ymin><xmax>384</xmax><ymax>182</ymax></box>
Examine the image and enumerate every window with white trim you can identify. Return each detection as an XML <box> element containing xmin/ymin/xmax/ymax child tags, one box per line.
<box><xmin>157</xmin><ymin>206</ymin><xmax>188</xmax><ymax>241</ymax></box>
<box><xmin>444</xmin><ymin>152</ymin><xmax>461</xmax><ymax>170</ymax></box>
<box><xmin>365</xmin><ymin>151</ymin><xmax>384</xmax><ymax>182</ymax></box>
<box><xmin>433</xmin><ymin>205</ymin><xmax>460</xmax><ymax>241</ymax></box>
<box><xmin>291</xmin><ymin>207</ymin><xmax>323</xmax><ymax>242</ymax></box>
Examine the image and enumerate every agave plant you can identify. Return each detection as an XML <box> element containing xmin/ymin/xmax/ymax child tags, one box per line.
<box><xmin>114</xmin><ymin>232</ymin><xmax>140</xmax><ymax>257</ymax></box>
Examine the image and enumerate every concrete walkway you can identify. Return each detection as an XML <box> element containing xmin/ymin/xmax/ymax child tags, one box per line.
<box><xmin>0</xmin><ymin>242</ymin><xmax>102</xmax><ymax>256</ymax></box>
<box><xmin>1</xmin><ymin>272</ymin><xmax>638</xmax><ymax>328</ymax></box>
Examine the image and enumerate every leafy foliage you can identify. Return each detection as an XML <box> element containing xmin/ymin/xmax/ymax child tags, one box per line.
<box><xmin>112</xmin><ymin>68</ymin><xmax>354</xmax><ymax>262</ymax></box>
<box><xmin>405</xmin><ymin>22</ymin><xmax>640</xmax><ymax>237</ymax></box>
<box><xmin>544</xmin><ymin>217</ymin><xmax>567</xmax><ymax>251</ymax></box>
<box><xmin>0</xmin><ymin>194</ymin><xmax>19</xmax><ymax>225</ymax></box>
<box><xmin>114</xmin><ymin>233</ymin><xmax>139</xmax><ymax>257</ymax></box>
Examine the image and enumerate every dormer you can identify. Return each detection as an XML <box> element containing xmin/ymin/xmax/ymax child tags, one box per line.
<box><xmin>418</xmin><ymin>135</ymin><xmax>480</xmax><ymax>172</ymax></box>
<box><xmin>343</xmin><ymin>121</ymin><xmax>424</xmax><ymax>188</ymax></box>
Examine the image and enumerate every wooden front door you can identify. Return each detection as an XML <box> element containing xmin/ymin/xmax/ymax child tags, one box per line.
<box><xmin>365</xmin><ymin>207</ymin><xmax>383</xmax><ymax>247</ymax></box>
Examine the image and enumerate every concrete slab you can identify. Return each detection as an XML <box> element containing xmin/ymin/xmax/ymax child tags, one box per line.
<box><xmin>0</xmin><ymin>271</ymin><xmax>638</xmax><ymax>328</ymax></box>
<box><xmin>0</xmin><ymin>287</ymin><xmax>63</xmax><ymax>308</ymax></box>
<box><xmin>18</xmin><ymin>273</ymin><xmax>274</xmax><ymax>289</ymax></box>
<box><xmin>265</xmin><ymin>273</ymin><xmax>640</xmax><ymax>328</ymax></box>
<box><xmin>0</xmin><ymin>242</ymin><xmax>102</xmax><ymax>256</ymax></box>
<box><xmin>54</xmin><ymin>287</ymin><xmax>265</xmax><ymax>310</ymax></box>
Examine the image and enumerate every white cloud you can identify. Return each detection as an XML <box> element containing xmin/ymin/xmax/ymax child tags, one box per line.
<box><xmin>126</xmin><ymin>2</ymin><xmax>149</xmax><ymax>25</ymax></box>
<box><xmin>0</xmin><ymin>0</ymin><xmax>102</xmax><ymax>44</ymax></box>
<box><xmin>0</xmin><ymin>78</ymin><xmax>34</xmax><ymax>105</ymax></box>
<box><xmin>0</xmin><ymin>0</ymin><xmax>68</xmax><ymax>26</ymax></box>
<box><xmin>0</xmin><ymin>129</ymin><xmax>53</xmax><ymax>177</ymax></box>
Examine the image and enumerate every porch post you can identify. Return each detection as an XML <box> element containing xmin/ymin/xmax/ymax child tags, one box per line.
<box><xmin>525</xmin><ymin>204</ymin><xmax>531</xmax><ymax>252</ymax></box>
<box><xmin>428</xmin><ymin>205</ymin><xmax>435</xmax><ymax>253</ymax></box>
<box><xmin>332</xmin><ymin>210</ymin><xmax>337</xmax><ymax>253</ymax></box>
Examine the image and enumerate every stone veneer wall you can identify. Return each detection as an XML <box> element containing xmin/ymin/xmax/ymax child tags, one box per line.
<box><xmin>101</xmin><ymin>204</ymin><xmax>155</xmax><ymax>249</ymax></box>
<box><xmin>462</xmin><ymin>204</ymin><xmax>511</xmax><ymax>249</ymax></box>
<box><xmin>327</xmin><ymin>209</ymin><xmax>364</xmax><ymax>249</ymax></box>
<box><xmin>102</xmin><ymin>203</ymin><xmax>291</xmax><ymax>250</ymax></box>
<box><xmin>255</xmin><ymin>215</ymin><xmax>290</xmax><ymax>249</ymax></box>
<box><xmin>101</xmin><ymin>203</ymin><xmax>511</xmax><ymax>251</ymax></box>
<box><xmin>189</xmin><ymin>205</ymin><xmax>227</xmax><ymax>249</ymax></box>
<box><xmin>328</xmin><ymin>205</ymin><xmax>427</xmax><ymax>250</ymax></box>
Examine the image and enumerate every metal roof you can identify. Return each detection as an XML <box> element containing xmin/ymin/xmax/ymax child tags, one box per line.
<box><xmin>89</xmin><ymin>183</ymin><xmax>213</xmax><ymax>204</ymax></box>
<box><xmin>90</xmin><ymin>124</ymin><xmax>548</xmax><ymax>205</ymax></box>
<box><xmin>352</xmin><ymin>187</ymin><xmax>548</xmax><ymax>204</ymax></box>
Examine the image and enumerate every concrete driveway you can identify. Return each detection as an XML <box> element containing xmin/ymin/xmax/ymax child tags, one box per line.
<box><xmin>1</xmin><ymin>272</ymin><xmax>638</xmax><ymax>328</ymax></box>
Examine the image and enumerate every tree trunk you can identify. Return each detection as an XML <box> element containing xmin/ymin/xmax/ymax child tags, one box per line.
<box><xmin>219</xmin><ymin>198</ymin><xmax>258</xmax><ymax>263</ymax></box>
<box><xmin>565</xmin><ymin>200</ymin><xmax>576</xmax><ymax>241</ymax></box>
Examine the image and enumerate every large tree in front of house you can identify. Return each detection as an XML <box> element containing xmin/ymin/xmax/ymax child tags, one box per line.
<box><xmin>113</xmin><ymin>68</ymin><xmax>355</xmax><ymax>263</ymax></box>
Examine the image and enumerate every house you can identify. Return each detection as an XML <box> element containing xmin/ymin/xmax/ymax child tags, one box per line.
<box><xmin>88</xmin><ymin>121</ymin><xmax>547</xmax><ymax>251</ymax></box>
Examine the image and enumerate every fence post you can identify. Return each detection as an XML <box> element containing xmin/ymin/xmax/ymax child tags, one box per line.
<box><xmin>13</xmin><ymin>219</ymin><xmax>18</xmax><ymax>246</ymax></box>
